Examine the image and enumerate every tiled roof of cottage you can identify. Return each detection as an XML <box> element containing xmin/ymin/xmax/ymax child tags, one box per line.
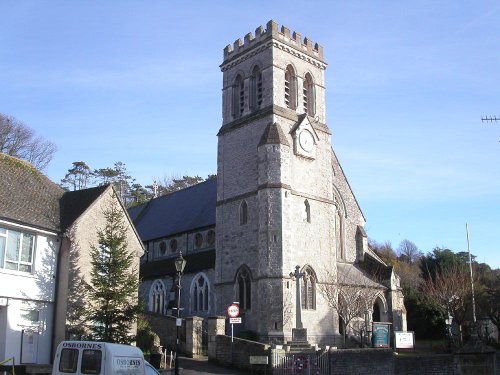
<box><xmin>128</xmin><ymin>178</ymin><xmax>216</xmax><ymax>242</ymax></box>
<box><xmin>60</xmin><ymin>185</ymin><xmax>110</xmax><ymax>231</ymax></box>
<box><xmin>0</xmin><ymin>153</ymin><xmax>64</xmax><ymax>232</ymax></box>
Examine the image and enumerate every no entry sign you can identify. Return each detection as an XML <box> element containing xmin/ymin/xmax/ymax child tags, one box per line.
<box><xmin>227</xmin><ymin>304</ymin><xmax>240</xmax><ymax>318</ymax></box>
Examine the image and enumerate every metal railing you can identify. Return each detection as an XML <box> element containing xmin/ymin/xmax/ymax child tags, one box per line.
<box><xmin>0</xmin><ymin>357</ymin><xmax>16</xmax><ymax>375</ymax></box>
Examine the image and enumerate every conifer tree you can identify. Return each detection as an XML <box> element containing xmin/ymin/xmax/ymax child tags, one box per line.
<box><xmin>86</xmin><ymin>199</ymin><xmax>140</xmax><ymax>343</ymax></box>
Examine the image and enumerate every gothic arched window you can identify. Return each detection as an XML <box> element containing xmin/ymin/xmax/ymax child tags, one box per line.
<box><xmin>284</xmin><ymin>65</ymin><xmax>297</xmax><ymax>110</ymax></box>
<box><xmin>250</xmin><ymin>66</ymin><xmax>263</xmax><ymax>110</ymax></box>
<box><xmin>149</xmin><ymin>280</ymin><xmax>167</xmax><ymax>314</ymax></box>
<box><xmin>240</xmin><ymin>200</ymin><xmax>248</xmax><ymax>225</ymax></box>
<box><xmin>207</xmin><ymin>230</ymin><xmax>215</xmax><ymax>246</ymax></box>
<box><xmin>194</xmin><ymin>232</ymin><xmax>203</xmax><ymax>249</ymax></box>
<box><xmin>303</xmin><ymin>73</ymin><xmax>315</xmax><ymax>116</ymax></box>
<box><xmin>301</xmin><ymin>267</ymin><xmax>316</xmax><ymax>310</ymax></box>
<box><xmin>235</xmin><ymin>267</ymin><xmax>252</xmax><ymax>310</ymax></box>
<box><xmin>191</xmin><ymin>273</ymin><xmax>210</xmax><ymax>313</ymax></box>
<box><xmin>303</xmin><ymin>200</ymin><xmax>311</xmax><ymax>223</ymax></box>
<box><xmin>335</xmin><ymin>208</ymin><xmax>345</xmax><ymax>260</ymax></box>
<box><xmin>232</xmin><ymin>74</ymin><xmax>245</xmax><ymax>119</ymax></box>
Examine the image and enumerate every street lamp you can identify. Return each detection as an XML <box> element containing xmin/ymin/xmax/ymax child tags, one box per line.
<box><xmin>174</xmin><ymin>252</ymin><xmax>187</xmax><ymax>375</ymax></box>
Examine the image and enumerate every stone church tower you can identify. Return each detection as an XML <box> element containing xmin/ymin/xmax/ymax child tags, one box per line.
<box><xmin>131</xmin><ymin>19</ymin><xmax>406</xmax><ymax>349</ymax></box>
<box><xmin>215</xmin><ymin>20</ymin><xmax>377</xmax><ymax>344</ymax></box>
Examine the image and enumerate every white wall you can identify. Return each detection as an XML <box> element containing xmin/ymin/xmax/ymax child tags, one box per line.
<box><xmin>0</xmin><ymin>222</ymin><xmax>59</xmax><ymax>365</ymax></box>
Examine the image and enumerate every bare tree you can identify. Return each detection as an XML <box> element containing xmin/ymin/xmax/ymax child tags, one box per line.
<box><xmin>0</xmin><ymin>113</ymin><xmax>56</xmax><ymax>170</ymax></box>
<box><xmin>319</xmin><ymin>266</ymin><xmax>383</xmax><ymax>348</ymax></box>
<box><xmin>421</xmin><ymin>263</ymin><xmax>472</xmax><ymax>345</ymax></box>
<box><xmin>397</xmin><ymin>239</ymin><xmax>421</xmax><ymax>264</ymax></box>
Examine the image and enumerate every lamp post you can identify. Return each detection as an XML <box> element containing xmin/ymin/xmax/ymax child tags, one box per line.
<box><xmin>174</xmin><ymin>252</ymin><xmax>187</xmax><ymax>375</ymax></box>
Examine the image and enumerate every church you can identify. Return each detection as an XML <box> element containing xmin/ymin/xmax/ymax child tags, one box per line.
<box><xmin>129</xmin><ymin>20</ymin><xmax>406</xmax><ymax>346</ymax></box>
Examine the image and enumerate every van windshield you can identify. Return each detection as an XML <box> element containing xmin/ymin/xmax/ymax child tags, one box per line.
<box><xmin>59</xmin><ymin>349</ymin><xmax>78</xmax><ymax>373</ymax></box>
<box><xmin>81</xmin><ymin>349</ymin><xmax>102</xmax><ymax>374</ymax></box>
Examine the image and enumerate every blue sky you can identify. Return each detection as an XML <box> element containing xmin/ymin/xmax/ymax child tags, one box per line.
<box><xmin>1</xmin><ymin>1</ymin><xmax>499</xmax><ymax>268</ymax></box>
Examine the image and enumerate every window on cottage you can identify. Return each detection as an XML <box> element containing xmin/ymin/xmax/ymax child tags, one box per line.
<box><xmin>303</xmin><ymin>200</ymin><xmax>311</xmax><ymax>223</ymax></box>
<box><xmin>194</xmin><ymin>233</ymin><xmax>203</xmax><ymax>249</ymax></box>
<box><xmin>301</xmin><ymin>267</ymin><xmax>316</xmax><ymax>310</ymax></box>
<box><xmin>149</xmin><ymin>280</ymin><xmax>167</xmax><ymax>314</ymax></box>
<box><xmin>0</xmin><ymin>227</ymin><xmax>35</xmax><ymax>273</ymax></box>
<box><xmin>191</xmin><ymin>274</ymin><xmax>210</xmax><ymax>312</ymax></box>
<box><xmin>240</xmin><ymin>201</ymin><xmax>248</xmax><ymax>225</ymax></box>
<box><xmin>284</xmin><ymin>65</ymin><xmax>297</xmax><ymax>110</ymax></box>
<box><xmin>232</xmin><ymin>75</ymin><xmax>245</xmax><ymax>118</ymax></box>
<box><xmin>236</xmin><ymin>268</ymin><xmax>252</xmax><ymax>310</ymax></box>
<box><xmin>250</xmin><ymin>66</ymin><xmax>263</xmax><ymax>110</ymax></box>
<box><xmin>303</xmin><ymin>73</ymin><xmax>316</xmax><ymax>116</ymax></box>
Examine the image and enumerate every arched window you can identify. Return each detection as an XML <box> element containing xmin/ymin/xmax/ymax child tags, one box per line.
<box><xmin>235</xmin><ymin>267</ymin><xmax>252</xmax><ymax>310</ymax></box>
<box><xmin>149</xmin><ymin>280</ymin><xmax>167</xmax><ymax>314</ymax></box>
<box><xmin>301</xmin><ymin>267</ymin><xmax>316</xmax><ymax>310</ymax></box>
<box><xmin>250</xmin><ymin>66</ymin><xmax>263</xmax><ymax>110</ymax></box>
<box><xmin>232</xmin><ymin>74</ymin><xmax>245</xmax><ymax>118</ymax></box>
<box><xmin>240</xmin><ymin>200</ymin><xmax>248</xmax><ymax>225</ymax></box>
<box><xmin>303</xmin><ymin>200</ymin><xmax>311</xmax><ymax>223</ymax></box>
<box><xmin>303</xmin><ymin>73</ymin><xmax>315</xmax><ymax>116</ymax></box>
<box><xmin>335</xmin><ymin>208</ymin><xmax>344</xmax><ymax>260</ymax></box>
<box><xmin>191</xmin><ymin>273</ymin><xmax>210</xmax><ymax>313</ymax></box>
<box><xmin>284</xmin><ymin>65</ymin><xmax>297</xmax><ymax>110</ymax></box>
<box><xmin>194</xmin><ymin>233</ymin><xmax>203</xmax><ymax>249</ymax></box>
<box><xmin>207</xmin><ymin>230</ymin><xmax>215</xmax><ymax>246</ymax></box>
<box><xmin>373</xmin><ymin>301</ymin><xmax>381</xmax><ymax>322</ymax></box>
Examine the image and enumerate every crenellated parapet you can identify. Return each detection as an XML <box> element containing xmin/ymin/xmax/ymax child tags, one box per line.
<box><xmin>223</xmin><ymin>20</ymin><xmax>325</xmax><ymax>64</ymax></box>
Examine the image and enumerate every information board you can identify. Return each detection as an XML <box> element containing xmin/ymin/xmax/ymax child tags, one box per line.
<box><xmin>395</xmin><ymin>331</ymin><xmax>415</xmax><ymax>349</ymax></box>
<box><xmin>372</xmin><ymin>322</ymin><xmax>392</xmax><ymax>348</ymax></box>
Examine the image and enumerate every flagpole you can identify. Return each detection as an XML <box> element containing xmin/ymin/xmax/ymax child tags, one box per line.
<box><xmin>466</xmin><ymin>223</ymin><xmax>476</xmax><ymax>323</ymax></box>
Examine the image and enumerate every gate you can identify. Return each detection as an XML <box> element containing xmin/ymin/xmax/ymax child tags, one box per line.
<box><xmin>273</xmin><ymin>351</ymin><xmax>329</xmax><ymax>375</ymax></box>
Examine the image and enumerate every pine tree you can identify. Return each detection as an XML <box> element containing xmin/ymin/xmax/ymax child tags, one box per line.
<box><xmin>86</xmin><ymin>200</ymin><xmax>140</xmax><ymax>343</ymax></box>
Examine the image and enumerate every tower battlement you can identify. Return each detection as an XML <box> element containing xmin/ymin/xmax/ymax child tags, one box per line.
<box><xmin>223</xmin><ymin>20</ymin><xmax>324</xmax><ymax>63</ymax></box>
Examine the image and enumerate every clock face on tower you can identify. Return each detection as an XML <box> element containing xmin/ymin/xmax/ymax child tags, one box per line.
<box><xmin>299</xmin><ymin>130</ymin><xmax>314</xmax><ymax>152</ymax></box>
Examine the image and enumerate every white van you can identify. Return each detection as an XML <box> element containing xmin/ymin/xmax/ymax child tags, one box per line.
<box><xmin>52</xmin><ymin>341</ymin><xmax>160</xmax><ymax>375</ymax></box>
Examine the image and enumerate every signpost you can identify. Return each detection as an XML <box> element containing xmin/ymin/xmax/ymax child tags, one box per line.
<box><xmin>227</xmin><ymin>303</ymin><xmax>240</xmax><ymax>343</ymax></box>
<box><xmin>227</xmin><ymin>304</ymin><xmax>240</xmax><ymax>318</ymax></box>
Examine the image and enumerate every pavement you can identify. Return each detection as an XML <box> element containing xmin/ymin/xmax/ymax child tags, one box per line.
<box><xmin>159</xmin><ymin>356</ymin><xmax>252</xmax><ymax>375</ymax></box>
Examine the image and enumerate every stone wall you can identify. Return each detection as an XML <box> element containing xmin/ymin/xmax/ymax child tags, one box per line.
<box><xmin>214</xmin><ymin>335</ymin><xmax>270</xmax><ymax>371</ymax></box>
<box><xmin>395</xmin><ymin>354</ymin><xmax>457</xmax><ymax>374</ymax></box>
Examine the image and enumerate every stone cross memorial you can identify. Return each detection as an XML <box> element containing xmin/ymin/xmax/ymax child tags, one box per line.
<box><xmin>290</xmin><ymin>265</ymin><xmax>308</xmax><ymax>342</ymax></box>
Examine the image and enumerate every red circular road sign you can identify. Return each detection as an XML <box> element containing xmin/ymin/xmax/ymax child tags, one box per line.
<box><xmin>227</xmin><ymin>304</ymin><xmax>240</xmax><ymax>318</ymax></box>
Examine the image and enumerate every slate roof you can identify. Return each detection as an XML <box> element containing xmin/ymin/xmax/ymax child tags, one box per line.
<box><xmin>258</xmin><ymin>122</ymin><xmax>290</xmax><ymax>146</ymax></box>
<box><xmin>128</xmin><ymin>178</ymin><xmax>217</xmax><ymax>242</ymax></box>
<box><xmin>140</xmin><ymin>249</ymin><xmax>215</xmax><ymax>278</ymax></box>
<box><xmin>0</xmin><ymin>153</ymin><xmax>64</xmax><ymax>232</ymax></box>
<box><xmin>337</xmin><ymin>263</ymin><xmax>386</xmax><ymax>289</ymax></box>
